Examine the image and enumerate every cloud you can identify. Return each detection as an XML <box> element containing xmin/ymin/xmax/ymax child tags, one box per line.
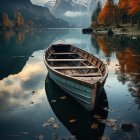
<box><xmin>64</xmin><ymin>11</ymin><xmax>86</xmax><ymax>17</ymax></box>
<box><xmin>0</xmin><ymin>61</ymin><xmax>47</xmax><ymax>112</ymax></box>
<box><xmin>30</xmin><ymin>0</ymin><xmax>49</xmax><ymax>6</ymax></box>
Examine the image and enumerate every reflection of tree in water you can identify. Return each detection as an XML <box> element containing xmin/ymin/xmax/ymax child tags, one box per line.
<box><xmin>1</xmin><ymin>29</ymin><xmax>69</xmax><ymax>45</ymax></box>
<box><xmin>116</xmin><ymin>47</ymin><xmax>140</xmax><ymax>98</ymax></box>
<box><xmin>3</xmin><ymin>31</ymin><xmax>15</xmax><ymax>45</ymax></box>
<box><xmin>90</xmin><ymin>36</ymin><xmax>100</xmax><ymax>55</ymax></box>
<box><xmin>91</xmin><ymin>34</ymin><xmax>116</xmax><ymax>65</ymax></box>
<box><xmin>16</xmin><ymin>31</ymin><xmax>25</xmax><ymax>44</ymax></box>
<box><xmin>2</xmin><ymin>30</ymin><xmax>25</xmax><ymax>45</ymax></box>
<box><xmin>91</xmin><ymin>34</ymin><xmax>140</xmax><ymax>106</ymax></box>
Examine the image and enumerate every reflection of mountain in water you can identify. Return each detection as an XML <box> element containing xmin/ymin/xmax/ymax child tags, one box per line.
<box><xmin>0</xmin><ymin>29</ymin><xmax>69</xmax><ymax>80</ymax></box>
<box><xmin>45</xmin><ymin>74</ymin><xmax>108</xmax><ymax>140</ymax></box>
<box><xmin>91</xmin><ymin>34</ymin><xmax>140</xmax><ymax>103</ymax></box>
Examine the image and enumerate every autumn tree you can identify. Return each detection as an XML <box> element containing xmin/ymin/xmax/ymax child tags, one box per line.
<box><xmin>1</xmin><ymin>12</ymin><xmax>12</xmax><ymax>29</ymax></box>
<box><xmin>98</xmin><ymin>0</ymin><xmax>118</xmax><ymax>26</ymax></box>
<box><xmin>118</xmin><ymin>0</ymin><xmax>129</xmax><ymax>11</ymax></box>
<box><xmin>118</xmin><ymin>0</ymin><xmax>130</xmax><ymax>24</ymax></box>
<box><xmin>92</xmin><ymin>0</ymin><xmax>140</xmax><ymax>28</ymax></box>
<box><xmin>15</xmin><ymin>12</ymin><xmax>25</xmax><ymax>28</ymax></box>
<box><xmin>128</xmin><ymin>0</ymin><xmax>140</xmax><ymax>27</ymax></box>
<box><xmin>118</xmin><ymin>0</ymin><xmax>140</xmax><ymax>26</ymax></box>
<box><xmin>112</xmin><ymin>5</ymin><xmax>120</xmax><ymax>26</ymax></box>
<box><xmin>128</xmin><ymin>0</ymin><xmax>140</xmax><ymax>15</ymax></box>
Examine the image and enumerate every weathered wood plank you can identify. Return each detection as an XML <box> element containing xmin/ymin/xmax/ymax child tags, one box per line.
<box><xmin>76</xmin><ymin>77</ymin><xmax>101</xmax><ymax>80</ymax></box>
<box><xmin>47</xmin><ymin>59</ymin><xmax>86</xmax><ymax>62</ymax></box>
<box><xmin>52</xmin><ymin>66</ymin><xmax>96</xmax><ymax>70</ymax></box>
<box><xmin>52</xmin><ymin>52</ymin><xmax>76</xmax><ymax>55</ymax></box>
<box><xmin>70</xmin><ymin>73</ymin><xmax>101</xmax><ymax>77</ymax></box>
<box><xmin>75</xmin><ymin>77</ymin><xmax>101</xmax><ymax>84</ymax></box>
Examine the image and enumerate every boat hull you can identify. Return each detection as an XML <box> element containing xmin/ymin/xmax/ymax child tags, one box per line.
<box><xmin>48</xmin><ymin>70</ymin><xmax>105</xmax><ymax>111</ymax></box>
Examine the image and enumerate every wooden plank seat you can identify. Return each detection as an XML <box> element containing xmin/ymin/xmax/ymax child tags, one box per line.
<box><xmin>52</xmin><ymin>66</ymin><xmax>96</xmax><ymax>70</ymax></box>
<box><xmin>52</xmin><ymin>52</ymin><xmax>76</xmax><ymax>55</ymax></box>
<box><xmin>69</xmin><ymin>73</ymin><xmax>102</xmax><ymax>77</ymax></box>
<box><xmin>75</xmin><ymin>77</ymin><xmax>102</xmax><ymax>83</ymax></box>
<box><xmin>47</xmin><ymin>59</ymin><xmax>86</xmax><ymax>62</ymax></box>
<box><xmin>76</xmin><ymin>77</ymin><xmax>101</xmax><ymax>80</ymax></box>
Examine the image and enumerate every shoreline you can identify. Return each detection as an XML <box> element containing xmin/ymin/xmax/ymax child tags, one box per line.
<box><xmin>93</xmin><ymin>30</ymin><xmax>140</xmax><ymax>36</ymax></box>
<box><xmin>0</xmin><ymin>27</ymin><xmax>82</xmax><ymax>32</ymax></box>
<box><xmin>93</xmin><ymin>28</ymin><xmax>140</xmax><ymax>36</ymax></box>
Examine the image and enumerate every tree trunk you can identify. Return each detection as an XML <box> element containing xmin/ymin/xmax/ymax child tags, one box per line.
<box><xmin>131</xmin><ymin>16</ymin><xmax>134</xmax><ymax>27</ymax></box>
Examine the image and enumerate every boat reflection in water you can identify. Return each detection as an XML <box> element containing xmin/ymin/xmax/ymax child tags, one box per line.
<box><xmin>45</xmin><ymin>74</ymin><xmax>108</xmax><ymax>140</ymax></box>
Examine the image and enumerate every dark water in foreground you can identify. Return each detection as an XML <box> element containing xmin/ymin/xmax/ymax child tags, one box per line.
<box><xmin>0</xmin><ymin>29</ymin><xmax>140</xmax><ymax>140</ymax></box>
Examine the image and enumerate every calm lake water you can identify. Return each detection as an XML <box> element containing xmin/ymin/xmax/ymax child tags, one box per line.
<box><xmin>0</xmin><ymin>29</ymin><xmax>140</xmax><ymax>140</ymax></box>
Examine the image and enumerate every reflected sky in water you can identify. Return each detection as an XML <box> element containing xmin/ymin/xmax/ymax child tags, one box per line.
<box><xmin>0</xmin><ymin>29</ymin><xmax>140</xmax><ymax>140</ymax></box>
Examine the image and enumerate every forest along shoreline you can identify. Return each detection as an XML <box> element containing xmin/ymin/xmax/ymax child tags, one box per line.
<box><xmin>90</xmin><ymin>0</ymin><xmax>140</xmax><ymax>36</ymax></box>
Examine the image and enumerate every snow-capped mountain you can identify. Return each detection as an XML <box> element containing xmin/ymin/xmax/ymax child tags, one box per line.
<box><xmin>44</xmin><ymin>0</ymin><xmax>98</xmax><ymax>13</ymax></box>
<box><xmin>43</xmin><ymin>0</ymin><xmax>119</xmax><ymax>28</ymax></box>
<box><xmin>44</xmin><ymin>0</ymin><xmax>119</xmax><ymax>10</ymax></box>
<box><xmin>44</xmin><ymin>0</ymin><xmax>98</xmax><ymax>27</ymax></box>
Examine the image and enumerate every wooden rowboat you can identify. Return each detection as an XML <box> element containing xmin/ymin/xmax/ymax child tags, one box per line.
<box><xmin>44</xmin><ymin>41</ymin><xmax>108</xmax><ymax>111</ymax></box>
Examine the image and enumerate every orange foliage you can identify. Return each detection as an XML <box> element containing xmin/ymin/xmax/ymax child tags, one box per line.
<box><xmin>4</xmin><ymin>31</ymin><xmax>15</xmax><ymax>44</ymax></box>
<box><xmin>118</xmin><ymin>0</ymin><xmax>129</xmax><ymax>11</ymax></box>
<box><xmin>128</xmin><ymin>0</ymin><xmax>140</xmax><ymax>15</ymax></box>
<box><xmin>16</xmin><ymin>31</ymin><xmax>25</xmax><ymax>44</ymax></box>
<box><xmin>96</xmin><ymin>35</ymin><xmax>112</xmax><ymax>57</ymax></box>
<box><xmin>118</xmin><ymin>0</ymin><xmax>140</xmax><ymax>15</ymax></box>
<box><xmin>2</xmin><ymin>12</ymin><xmax>11</xmax><ymax>28</ymax></box>
<box><xmin>15</xmin><ymin>12</ymin><xmax>25</xmax><ymax>28</ymax></box>
<box><xmin>96</xmin><ymin>35</ymin><xmax>113</xmax><ymax>65</ymax></box>
<box><xmin>116</xmin><ymin>48</ymin><xmax>140</xmax><ymax>96</ymax></box>
<box><xmin>98</xmin><ymin>0</ymin><xmax>118</xmax><ymax>25</ymax></box>
<box><xmin>98</xmin><ymin>0</ymin><xmax>140</xmax><ymax>26</ymax></box>
<box><xmin>98</xmin><ymin>1</ymin><xmax>113</xmax><ymax>25</ymax></box>
<box><xmin>117</xmin><ymin>48</ymin><xmax>140</xmax><ymax>74</ymax></box>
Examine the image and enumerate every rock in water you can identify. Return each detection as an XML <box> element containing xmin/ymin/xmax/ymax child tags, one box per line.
<box><xmin>121</xmin><ymin>123</ymin><xmax>133</xmax><ymax>132</ymax></box>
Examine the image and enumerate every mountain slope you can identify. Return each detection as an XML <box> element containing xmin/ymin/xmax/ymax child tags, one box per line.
<box><xmin>55</xmin><ymin>0</ymin><xmax>88</xmax><ymax>11</ymax></box>
<box><xmin>0</xmin><ymin>0</ymin><xmax>70</xmax><ymax>28</ymax></box>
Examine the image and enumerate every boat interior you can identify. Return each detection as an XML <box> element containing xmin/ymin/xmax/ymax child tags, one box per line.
<box><xmin>45</xmin><ymin>44</ymin><xmax>106</xmax><ymax>83</ymax></box>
